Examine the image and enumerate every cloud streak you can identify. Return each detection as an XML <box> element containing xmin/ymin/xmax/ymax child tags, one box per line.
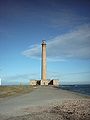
<box><xmin>22</xmin><ymin>24</ymin><xmax>90</xmax><ymax>61</ymax></box>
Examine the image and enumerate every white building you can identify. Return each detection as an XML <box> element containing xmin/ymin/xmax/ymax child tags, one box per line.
<box><xmin>0</xmin><ymin>78</ymin><xmax>1</xmax><ymax>86</ymax></box>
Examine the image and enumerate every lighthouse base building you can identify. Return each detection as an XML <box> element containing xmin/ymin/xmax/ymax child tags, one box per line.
<box><xmin>30</xmin><ymin>79</ymin><xmax>59</xmax><ymax>86</ymax></box>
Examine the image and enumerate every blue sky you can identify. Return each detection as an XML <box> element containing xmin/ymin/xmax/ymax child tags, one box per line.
<box><xmin>0</xmin><ymin>0</ymin><xmax>90</xmax><ymax>85</ymax></box>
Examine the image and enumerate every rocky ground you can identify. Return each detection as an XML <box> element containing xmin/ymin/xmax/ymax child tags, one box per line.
<box><xmin>0</xmin><ymin>99</ymin><xmax>90</xmax><ymax>120</ymax></box>
<box><xmin>0</xmin><ymin>86</ymin><xmax>90</xmax><ymax>120</ymax></box>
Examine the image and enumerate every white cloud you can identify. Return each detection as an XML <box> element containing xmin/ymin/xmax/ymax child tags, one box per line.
<box><xmin>23</xmin><ymin>44</ymin><xmax>41</xmax><ymax>59</ymax></box>
<box><xmin>22</xmin><ymin>24</ymin><xmax>90</xmax><ymax>61</ymax></box>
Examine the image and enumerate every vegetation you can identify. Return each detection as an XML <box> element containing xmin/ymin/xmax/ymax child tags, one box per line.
<box><xmin>0</xmin><ymin>85</ymin><xmax>34</xmax><ymax>98</ymax></box>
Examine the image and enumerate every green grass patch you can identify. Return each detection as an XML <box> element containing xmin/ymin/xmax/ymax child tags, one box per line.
<box><xmin>0</xmin><ymin>85</ymin><xmax>34</xmax><ymax>98</ymax></box>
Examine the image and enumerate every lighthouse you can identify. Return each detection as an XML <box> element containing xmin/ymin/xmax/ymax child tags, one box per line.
<box><xmin>41</xmin><ymin>40</ymin><xmax>48</xmax><ymax>85</ymax></box>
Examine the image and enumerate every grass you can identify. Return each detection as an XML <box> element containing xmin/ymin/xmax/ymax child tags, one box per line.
<box><xmin>0</xmin><ymin>85</ymin><xmax>34</xmax><ymax>98</ymax></box>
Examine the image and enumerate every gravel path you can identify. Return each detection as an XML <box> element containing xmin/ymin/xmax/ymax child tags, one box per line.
<box><xmin>0</xmin><ymin>86</ymin><xmax>90</xmax><ymax>120</ymax></box>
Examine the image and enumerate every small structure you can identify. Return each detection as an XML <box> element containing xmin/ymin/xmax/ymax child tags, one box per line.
<box><xmin>30</xmin><ymin>40</ymin><xmax>59</xmax><ymax>86</ymax></box>
<box><xmin>30</xmin><ymin>80</ymin><xmax>37</xmax><ymax>86</ymax></box>
<box><xmin>0</xmin><ymin>78</ymin><xmax>1</xmax><ymax>86</ymax></box>
<box><xmin>52</xmin><ymin>79</ymin><xmax>59</xmax><ymax>86</ymax></box>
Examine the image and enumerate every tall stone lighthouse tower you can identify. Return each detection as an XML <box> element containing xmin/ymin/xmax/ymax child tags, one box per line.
<box><xmin>41</xmin><ymin>40</ymin><xmax>48</xmax><ymax>85</ymax></box>
<box><xmin>30</xmin><ymin>40</ymin><xmax>59</xmax><ymax>86</ymax></box>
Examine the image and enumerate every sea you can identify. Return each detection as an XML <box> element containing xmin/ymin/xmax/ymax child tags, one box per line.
<box><xmin>60</xmin><ymin>84</ymin><xmax>90</xmax><ymax>96</ymax></box>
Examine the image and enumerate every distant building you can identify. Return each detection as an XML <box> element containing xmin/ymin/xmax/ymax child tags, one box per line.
<box><xmin>0</xmin><ymin>78</ymin><xmax>1</xmax><ymax>86</ymax></box>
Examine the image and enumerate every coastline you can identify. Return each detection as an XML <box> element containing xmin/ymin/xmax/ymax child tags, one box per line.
<box><xmin>1</xmin><ymin>99</ymin><xmax>90</xmax><ymax>120</ymax></box>
<box><xmin>59</xmin><ymin>84</ymin><xmax>90</xmax><ymax>96</ymax></box>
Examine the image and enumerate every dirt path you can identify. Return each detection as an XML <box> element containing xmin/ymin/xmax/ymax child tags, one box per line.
<box><xmin>0</xmin><ymin>86</ymin><xmax>89</xmax><ymax>119</ymax></box>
